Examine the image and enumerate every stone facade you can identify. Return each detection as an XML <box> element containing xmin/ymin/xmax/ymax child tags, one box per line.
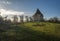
<box><xmin>33</xmin><ymin>9</ymin><xmax>43</xmax><ymax>22</ymax></box>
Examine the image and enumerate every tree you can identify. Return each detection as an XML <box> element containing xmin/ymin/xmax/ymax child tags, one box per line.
<box><xmin>13</xmin><ymin>15</ymin><xmax>18</xmax><ymax>23</ymax></box>
<box><xmin>4</xmin><ymin>15</ymin><xmax>8</xmax><ymax>20</ymax></box>
<box><xmin>19</xmin><ymin>15</ymin><xmax>24</xmax><ymax>23</ymax></box>
<box><xmin>29</xmin><ymin>17</ymin><xmax>33</xmax><ymax>22</ymax></box>
<box><xmin>53</xmin><ymin>17</ymin><xmax>58</xmax><ymax>22</ymax></box>
<box><xmin>48</xmin><ymin>17</ymin><xmax>59</xmax><ymax>23</ymax></box>
<box><xmin>0</xmin><ymin>15</ymin><xmax>4</xmax><ymax>24</ymax></box>
<box><xmin>7</xmin><ymin>19</ymin><xmax>11</xmax><ymax>23</ymax></box>
<box><xmin>25</xmin><ymin>16</ymin><xmax>29</xmax><ymax>22</ymax></box>
<box><xmin>3</xmin><ymin>15</ymin><xmax>8</xmax><ymax>23</ymax></box>
<box><xmin>0</xmin><ymin>12</ymin><xmax>4</xmax><ymax>24</ymax></box>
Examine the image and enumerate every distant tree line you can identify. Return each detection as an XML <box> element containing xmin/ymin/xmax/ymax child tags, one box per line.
<box><xmin>0</xmin><ymin>14</ymin><xmax>60</xmax><ymax>24</ymax></box>
<box><xmin>45</xmin><ymin>17</ymin><xmax>60</xmax><ymax>23</ymax></box>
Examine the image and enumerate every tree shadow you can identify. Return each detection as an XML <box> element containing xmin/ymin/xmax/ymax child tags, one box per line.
<box><xmin>33</xmin><ymin>23</ymin><xmax>45</xmax><ymax>27</ymax></box>
<box><xmin>0</xmin><ymin>25</ymin><xmax>60</xmax><ymax>41</ymax></box>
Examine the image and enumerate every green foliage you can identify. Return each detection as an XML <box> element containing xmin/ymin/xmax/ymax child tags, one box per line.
<box><xmin>0</xmin><ymin>22</ymin><xmax>60</xmax><ymax>41</ymax></box>
<box><xmin>48</xmin><ymin>17</ymin><xmax>60</xmax><ymax>23</ymax></box>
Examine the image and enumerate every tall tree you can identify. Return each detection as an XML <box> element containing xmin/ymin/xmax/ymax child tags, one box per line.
<box><xmin>4</xmin><ymin>15</ymin><xmax>8</xmax><ymax>23</ymax></box>
<box><xmin>0</xmin><ymin>14</ymin><xmax>4</xmax><ymax>24</ymax></box>
<box><xmin>0</xmin><ymin>12</ymin><xmax>4</xmax><ymax>23</ymax></box>
<box><xmin>29</xmin><ymin>17</ymin><xmax>33</xmax><ymax>22</ymax></box>
<box><xmin>13</xmin><ymin>15</ymin><xmax>18</xmax><ymax>23</ymax></box>
<box><xmin>25</xmin><ymin>16</ymin><xmax>29</xmax><ymax>22</ymax></box>
<box><xmin>19</xmin><ymin>15</ymin><xmax>24</xmax><ymax>23</ymax></box>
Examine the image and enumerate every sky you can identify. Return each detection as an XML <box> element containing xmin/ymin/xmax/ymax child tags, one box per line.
<box><xmin>0</xmin><ymin>0</ymin><xmax>60</xmax><ymax>19</ymax></box>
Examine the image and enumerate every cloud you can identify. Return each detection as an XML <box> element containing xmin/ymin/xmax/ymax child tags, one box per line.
<box><xmin>2</xmin><ymin>1</ymin><xmax>11</xmax><ymax>4</ymax></box>
<box><xmin>0</xmin><ymin>0</ymin><xmax>24</xmax><ymax>17</ymax></box>
<box><xmin>0</xmin><ymin>9</ymin><xmax>24</xmax><ymax>16</ymax></box>
<box><xmin>0</xmin><ymin>0</ymin><xmax>11</xmax><ymax>5</ymax></box>
<box><xmin>0</xmin><ymin>0</ymin><xmax>12</xmax><ymax>9</ymax></box>
<box><xmin>0</xmin><ymin>5</ymin><xmax>2</xmax><ymax>9</ymax></box>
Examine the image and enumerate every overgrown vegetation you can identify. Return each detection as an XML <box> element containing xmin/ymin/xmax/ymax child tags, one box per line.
<box><xmin>0</xmin><ymin>14</ymin><xmax>60</xmax><ymax>41</ymax></box>
<box><xmin>0</xmin><ymin>22</ymin><xmax>60</xmax><ymax>41</ymax></box>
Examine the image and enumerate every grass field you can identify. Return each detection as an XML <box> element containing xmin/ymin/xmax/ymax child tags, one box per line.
<box><xmin>0</xmin><ymin>22</ymin><xmax>60</xmax><ymax>41</ymax></box>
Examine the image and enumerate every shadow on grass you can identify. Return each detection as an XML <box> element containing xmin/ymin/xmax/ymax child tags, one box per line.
<box><xmin>0</xmin><ymin>25</ymin><xmax>60</xmax><ymax>41</ymax></box>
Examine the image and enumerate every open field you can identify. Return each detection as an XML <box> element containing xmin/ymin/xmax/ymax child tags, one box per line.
<box><xmin>0</xmin><ymin>22</ymin><xmax>60</xmax><ymax>41</ymax></box>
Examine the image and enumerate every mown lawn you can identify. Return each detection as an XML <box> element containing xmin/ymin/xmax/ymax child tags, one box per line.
<box><xmin>0</xmin><ymin>22</ymin><xmax>60</xmax><ymax>41</ymax></box>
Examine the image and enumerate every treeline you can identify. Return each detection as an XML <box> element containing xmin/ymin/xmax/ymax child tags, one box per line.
<box><xmin>44</xmin><ymin>17</ymin><xmax>60</xmax><ymax>23</ymax></box>
<box><xmin>0</xmin><ymin>14</ymin><xmax>60</xmax><ymax>24</ymax></box>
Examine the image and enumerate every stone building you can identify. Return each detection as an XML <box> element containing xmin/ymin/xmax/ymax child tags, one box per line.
<box><xmin>33</xmin><ymin>9</ymin><xmax>44</xmax><ymax>22</ymax></box>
